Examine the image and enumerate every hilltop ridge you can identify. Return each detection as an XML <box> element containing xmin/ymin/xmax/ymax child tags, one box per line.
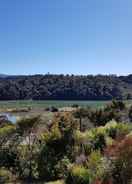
<box><xmin>0</xmin><ymin>74</ymin><xmax>132</xmax><ymax>100</ymax></box>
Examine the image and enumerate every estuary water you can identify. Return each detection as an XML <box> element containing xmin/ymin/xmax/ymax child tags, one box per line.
<box><xmin>0</xmin><ymin>113</ymin><xmax>17</xmax><ymax>124</ymax></box>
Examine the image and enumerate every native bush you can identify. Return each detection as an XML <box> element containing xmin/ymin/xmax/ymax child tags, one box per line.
<box><xmin>86</xmin><ymin>151</ymin><xmax>110</xmax><ymax>183</ymax></box>
<box><xmin>37</xmin><ymin>113</ymin><xmax>77</xmax><ymax>181</ymax></box>
<box><xmin>105</xmin><ymin>121</ymin><xmax>132</xmax><ymax>140</ymax></box>
<box><xmin>0</xmin><ymin>168</ymin><xmax>13</xmax><ymax>184</ymax></box>
<box><xmin>0</xmin><ymin>124</ymin><xmax>16</xmax><ymax>147</ymax></box>
<box><xmin>104</xmin><ymin>135</ymin><xmax>132</xmax><ymax>184</ymax></box>
<box><xmin>111</xmin><ymin>136</ymin><xmax>132</xmax><ymax>184</ymax></box>
<box><xmin>66</xmin><ymin>165</ymin><xmax>89</xmax><ymax>184</ymax></box>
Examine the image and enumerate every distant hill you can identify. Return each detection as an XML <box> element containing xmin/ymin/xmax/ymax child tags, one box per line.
<box><xmin>0</xmin><ymin>74</ymin><xmax>132</xmax><ymax>100</ymax></box>
<box><xmin>0</xmin><ymin>74</ymin><xmax>9</xmax><ymax>78</ymax></box>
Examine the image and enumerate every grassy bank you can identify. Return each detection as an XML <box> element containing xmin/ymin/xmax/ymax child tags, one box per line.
<box><xmin>0</xmin><ymin>100</ymin><xmax>110</xmax><ymax>109</ymax></box>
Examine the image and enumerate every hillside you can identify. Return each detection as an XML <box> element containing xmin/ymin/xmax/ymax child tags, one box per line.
<box><xmin>0</xmin><ymin>74</ymin><xmax>132</xmax><ymax>100</ymax></box>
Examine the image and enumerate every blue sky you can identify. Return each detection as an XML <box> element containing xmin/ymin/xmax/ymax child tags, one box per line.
<box><xmin>0</xmin><ymin>0</ymin><xmax>132</xmax><ymax>75</ymax></box>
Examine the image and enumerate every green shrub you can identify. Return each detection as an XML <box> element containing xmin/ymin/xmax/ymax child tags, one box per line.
<box><xmin>0</xmin><ymin>168</ymin><xmax>12</xmax><ymax>183</ymax></box>
<box><xmin>16</xmin><ymin>116</ymin><xmax>40</xmax><ymax>135</ymax></box>
<box><xmin>38</xmin><ymin>113</ymin><xmax>77</xmax><ymax>181</ymax></box>
<box><xmin>0</xmin><ymin>124</ymin><xmax>16</xmax><ymax>150</ymax></box>
<box><xmin>116</xmin><ymin>123</ymin><xmax>132</xmax><ymax>137</ymax></box>
<box><xmin>54</xmin><ymin>157</ymin><xmax>71</xmax><ymax>178</ymax></box>
<box><xmin>75</xmin><ymin>121</ymin><xmax>132</xmax><ymax>156</ymax></box>
<box><xmin>87</xmin><ymin>151</ymin><xmax>109</xmax><ymax>183</ymax></box>
<box><xmin>110</xmin><ymin>100</ymin><xmax>126</xmax><ymax>110</ymax></box>
<box><xmin>66</xmin><ymin>165</ymin><xmax>89</xmax><ymax>184</ymax></box>
<box><xmin>92</xmin><ymin>132</ymin><xmax>106</xmax><ymax>151</ymax></box>
<box><xmin>87</xmin><ymin>129</ymin><xmax>106</xmax><ymax>151</ymax></box>
<box><xmin>105</xmin><ymin>121</ymin><xmax>132</xmax><ymax>139</ymax></box>
<box><xmin>105</xmin><ymin>121</ymin><xmax>117</xmax><ymax>139</ymax></box>
<box><xmin>75</xmin><ymin>127</ymin><xmax>106</xmax><ymax>154</ymax></box>
<box><xmin>0</xmin><ymin>124</ymin><xmax>15</xmax><ymax>138</ymax></box>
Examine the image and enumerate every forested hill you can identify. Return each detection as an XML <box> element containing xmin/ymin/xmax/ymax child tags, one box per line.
<box><xmin>0</xmin><ymin>74</ymin><xmax>132</xmax><ymax>100</ymax></box>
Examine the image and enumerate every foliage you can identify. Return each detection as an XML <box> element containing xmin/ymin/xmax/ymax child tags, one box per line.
<box><xmin>110</xmin><ymin>100</ymin><xmax>126</xmax><ymax>110</ymax></box>
<box><xmin>0</xmin><ymin>124</ymin><xmax>15</xmax><ymax>137</ymax></box>
<box><xmin>66</xmin><ymin>165</ymin><xmax>89</xmax><ymax>184</ymax></box>
<box><xmin>111</xmin><ymin>136</ymin><xmax>132</xmax><ymax>184</ymax></box>
<box><xmin>75</xmin><ymin>126</ymin><xmax>106</xmax><ymax>154</ymax></box>
<box><xmin>0</xmin><ymin>74</ymin><xmax>132</xmax><ymax>100</ymax></box>
<box><xmin>87</xmin><ymin>151</ymin><xmax>109</xmax><ymax>183</ymax></box>
<box><xmin>0</xmin><ymin>117</ymin><xmax>41</xmax><ymax>181</ymax></box>
<box><xmin>1</xmin><ymin>104</ymin><xmax>132</xmax><ymax>183</ymax></box>
<box><xmin>0</xmin><ymin>168</ymin><xmax>13</xmax><ymax>183</ymax></box>
<box><xmin>87</xmin><ymin>100</ymin><xmax>127</xmax><ymax>126</ymax></box>
<box><xmin>0</xmin><ymin>124</ymin><xmax>16</xmax><ymax>147</ymax></box>
<box><xmin>105</xmin><ymin>121</ymin><xmax>132</xmax><ymax>139</ymax></box>
<box><xmin>37</xmin><ymin>113</ymin><xmax>77</xmax><ymax>181</ymax></box>
<box><xmin>73</xmin><ymin>108</ymin><xmax>90</xmax><ymax>131</ymax></box>
<box><xmin>16</xmin><ymin>116</ymin><xmax>40</xmax><ymax>135</ymax></box>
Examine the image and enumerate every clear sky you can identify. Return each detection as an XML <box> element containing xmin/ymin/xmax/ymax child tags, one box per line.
<box><xmin>0</xmin><ymin>0</ymin><xmax>132</xmax><ymax>75</ymax></box>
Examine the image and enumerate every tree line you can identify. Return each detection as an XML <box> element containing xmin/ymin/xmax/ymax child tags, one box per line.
<box><xmin>0</xmin><ymin>74</ymin><xmax>132</xmax><ymax>100</ymax></box>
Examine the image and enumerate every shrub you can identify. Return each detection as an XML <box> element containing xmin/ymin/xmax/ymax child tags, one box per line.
<box><xmin>111</xmin><ymin>136</ymin><xmax>132</xmax><ymax>184</ymax></box>
<box><xmin>105</xmin><ymin>136</ymin><xmax>114</xmax><ymax>147</ymax></box>
<box><xmin>72</xmin><ymin>104</ymin><xmax>79</xmax><ymax>108</ymax></box>
<box><xmin>0</xmin><ymin>168</ymin><xmax>13</xmax><ymax>183</ymax></box>
<box><xmin>0</xmin><ymin>124</ymin><xmax>15</xmax><ymax>137</ymax></box>
<box><xmin>110</xmin><ymin>100</ymin><xmax>126</xmax><ymax>110</ymax></box>
<box><xmin>107</xmin><ymin>136</ymin><xmax>132</xmax><ymax>184</ymax></box>
<box><xmin>87</xmin><ymin>151</ymin><xmax>109</xmax><ymax>183</ymax></box>
<box><xmin>75</xmin><ymin>126</ymin><xmax>107</xmax><ymax>155</ymax></box>
<box><xmin>0</xmin><ymin>124</ymin><xmax>16</xmax><ymax>147</ymax></box>
<box><xmin>75</xmin><ymin>122</ymin><xmax>132</xmax><ymax>156</ymax></box>
<box><xmin>92</xmin><ymin>132</ymin><xmax>106</xmax><ymax>151</ymax></box>
<box><xmin>45</xmin><ymin>107</ymin><xmax>50</xmax><ymax>111</ymax></box>
<box><xmin>66</xmin><ymin>165</ymin><xmax>89</xmax><ymax>184</ymax></box>
<box><xmin>41</xmin><ymin>125</ymin><xmax>61</xmax><ymax>143</ymax></box>
<box><xmin>38</xmin><ymin>113</ymin><xmax>77</xmax><ymax>181</ymax></box>
<box><xmin>37</xmin><ymin>143</ymin><xmax>59</xmax><ymax>181</ymax></box>
<box><xmin>51</xmin><ymin>106</ymin><xmax>59</xmax><ymax>112</ymax></box>
<box><xmin>73</xmin><ymin>108</ymin><xmax>89</xmax><ymax>131</ymax></box>
<box><xmin>88</xmin><ymin>100</ymin><xmax>126</xmax><ymax>126</ymax></box>
<box><xmin>0</xmin><ymin>148</ymin><xmax>19</xmax><ymax>170</ymax></box>
<box><xmin>54</xmin><ymin>157</ymin><xmax>71</xmax><ymax>178</ymax></box>
<box><xmin>16</xmin><ymin>116</ymin><xmax>40</xmax><ymax>135</ymax></box>
<box><xmin>75</xmin><ymin>128</ymin><xmax>106</xmax><ymax>155</ymax></box>
<box><xmin>105</xmin><ymin>121</ymin><xmax>132</xmax><ymax>140</ymax></box>
<box><xmin>93</xmin><ymin>135</ymin><xmax>106</xmax><ymax>151</ymax></box>
<box><xmin>116</xmin><ymin>123</ymin><xmax>132</xmax><ymax>139</ymax></box>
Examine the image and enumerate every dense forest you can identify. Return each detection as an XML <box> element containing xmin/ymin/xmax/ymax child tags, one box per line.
<box><xmin>0</xmin><ymin>74</ymin><xmax>132</xmax><ymax>100</ymax></box>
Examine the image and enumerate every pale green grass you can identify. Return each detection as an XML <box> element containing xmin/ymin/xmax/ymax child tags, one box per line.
<box><xmin>0</xmin><ymin>100</ymin><xmax>110</xmax><ymax>109</ymax></box>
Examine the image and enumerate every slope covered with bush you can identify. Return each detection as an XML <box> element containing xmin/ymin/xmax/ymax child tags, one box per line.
<box><xmin>0</xmin><ymin>74</ymin><xmax>132</xmax><ymax>100</ymax></box>
<box><xmin>1</xmin><ymin>101</ymin><xmax>132</xmax><ymax>183</ymax></box>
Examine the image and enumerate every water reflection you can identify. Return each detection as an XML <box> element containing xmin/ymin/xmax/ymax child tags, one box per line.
<box><xmin>0</xmin><ymin>113</ymin><xmax>17</xmax><ymax>124</ymax></box>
